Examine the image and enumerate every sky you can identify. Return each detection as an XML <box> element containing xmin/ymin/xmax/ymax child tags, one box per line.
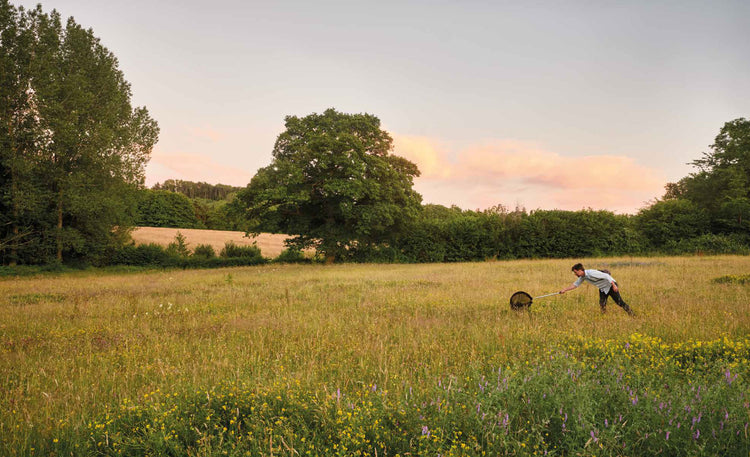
<box><xmin>15</xmin><ymin>0</ymin><xmax>750</xmax><ymax>214</ymax></box>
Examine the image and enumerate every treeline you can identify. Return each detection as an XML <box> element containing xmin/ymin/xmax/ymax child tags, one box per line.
<box><xmin>135</xmin><ymin>181</ymin><xmax>246</xmax><ymax>231</ymax></box>
<box><xmin>344</xmin><ymin>205</ymin><xmax>748</xmax><ymax>263</ymax></box>
<box><xmin>152</xmin><ymin>179</ymin><xmax>242</xmax><ymax>201</ymax></box>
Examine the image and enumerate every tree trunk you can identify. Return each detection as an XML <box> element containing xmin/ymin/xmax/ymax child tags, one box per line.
<box><xmin>56</xmin><ymin>188</ymin><xmax>63</xmax><ymax>262</ymax></box>
<box><xmin>8</xmin><ymin>122</ymin><xmax>18</xmax><ymax>266</ymax></box>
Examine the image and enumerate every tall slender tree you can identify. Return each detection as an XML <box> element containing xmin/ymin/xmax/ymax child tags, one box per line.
<box><xmin>0</xmin><ymin>2</ymin><xmax>45</xmax><ymax>265</ymax></box>
<box><xmin>0</xmin><ymin>3</ymin><xmax>159</xmax><ymax>264</ymax></box>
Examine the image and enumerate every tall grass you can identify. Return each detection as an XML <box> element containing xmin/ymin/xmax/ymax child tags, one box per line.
<box><xmin>1</xmin><ymin>256</ymin><xmax>749</xmax><ymax>455</ymax></box>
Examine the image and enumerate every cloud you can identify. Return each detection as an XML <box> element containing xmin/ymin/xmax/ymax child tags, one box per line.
<box><xmin>146</xmin><ymin>149</ymin><xmax>253</xmax><ymax>187</ymax></box>
<box><xmin>393</xmin><ymin>134</ymin><xmax>665</xmax><ymax>213</ymax></box>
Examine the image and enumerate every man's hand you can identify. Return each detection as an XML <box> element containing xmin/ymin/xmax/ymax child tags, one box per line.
<box><xmin>611</xmin><ymin>283</ymin><xmax>619</xmax><ymax>293</ymax></box>
<box><xmin>559</xmin><ymin>289</ymin><xmax>566</xmax><ymax>294</ymax></box>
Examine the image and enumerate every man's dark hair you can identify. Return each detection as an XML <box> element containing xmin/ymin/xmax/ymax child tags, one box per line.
<box><xmin>572</xmin><ymin>263</ymin><xmax>584</xmax><ymax>272</ymax></box>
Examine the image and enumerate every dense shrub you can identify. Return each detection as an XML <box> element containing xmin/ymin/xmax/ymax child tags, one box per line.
<box><xmin>275</xmin><ymin>248</ymin><xmax>310</xmax><ymax>263</ymax></box>
<box><xmin>109</xmin><ymin>242</ymin><xmax>266</xmax><ymax>268</ymax></box>
<box><xmin>663</xmin><ymin>233</ymin><xmax>750</xmax><ymax>255</ymax></box>
<box><xmin>136</xmin><ymin>190</ymin><xmax>204</xmax><ymax>229</ymax></box>
<box><xmin>192</xmin><ymin>244</ymin><xmax>216</xmax><ymax>258</ymax></box>
<box><xmin>636</xmin><ymin>199</ymin><xmax>710</xmax><ymax>248</ymax></box>
<box><xmin>391</xmin><ymin>207</ymin><xmax>645</xmax><ymax>263</ymax></box>
<box><xmin>219</xmin><ymin>241</ymin><xmax>263</xmax><ymax>260</ymax></box>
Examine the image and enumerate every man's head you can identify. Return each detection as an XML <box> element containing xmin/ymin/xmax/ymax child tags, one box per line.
<box><xmin>572</xmin><ymin>263</ymin><xmax>585</xmax><ymax>277</ymax></box>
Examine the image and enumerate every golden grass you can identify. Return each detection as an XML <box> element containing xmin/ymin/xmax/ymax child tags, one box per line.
<box><xmin>1</xmin><ymin>255</ymin><xmax>749</xmax><ymax>447</ymax></box>
<box><xmin>130</xmin><ymin>226</ymin><xmax>292</xmax><ymax>257</ymax></box>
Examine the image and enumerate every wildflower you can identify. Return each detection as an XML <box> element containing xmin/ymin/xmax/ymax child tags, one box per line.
<box><xmin>422</xmin><ymin>426</ymin><xmax>430</xmax><ymax>437</ymax></box>
<box><xmin>665</xmin><ymin>431</ymin><xmax>670</xmax><ymax>440</ymax></box>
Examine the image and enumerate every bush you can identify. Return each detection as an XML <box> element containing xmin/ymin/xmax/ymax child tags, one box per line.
<box><xmin>220</xmin><ymin>241</ymin><xmax>263</xmax><ymax>259</ymax></box>
<box><xmin>636</xmin><ymin>199</ymin><xmax>710</xmax><ymax>248</ymax></box>
<box><xmin>165</xmin><ymin>232</ymin><xmax>191</xmax><ymax>257</ymax></box>
<box><xmin>109</xmin><ymin>242</ymin><xmax>266</xmax><ymax>269</ymax></box>
<box><xmin>192</xmin><ymin>244</ymin><xmax>216</xmax><ymax>258</ymax></box>
<box><xmin>664</xmin><ymin>233</ymin><xmax>750</xmax><ymax>255</ymax></box>
<box><xmin>275</xmin><ymin>248</ymin><xmax>309</xmax><ymax>263</ymax></box>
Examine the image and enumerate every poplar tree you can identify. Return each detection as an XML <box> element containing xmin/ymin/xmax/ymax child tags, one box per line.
<box><xmin>0</xmin><ymin>2</ymin><xmax>159</xmax><ymax>264</ymax></box>
<box><xmin>0</xmin><ymin>2</ymin><xmax>43</xmax><ymax>265</ymax></box>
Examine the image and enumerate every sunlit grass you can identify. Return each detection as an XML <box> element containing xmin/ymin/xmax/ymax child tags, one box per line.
<box><xmin>1</xmin><ymin>256</ymin><xmax>749</xmax><ymax>455</ymax></box>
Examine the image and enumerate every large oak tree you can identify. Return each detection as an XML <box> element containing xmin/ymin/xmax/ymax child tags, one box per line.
<box><xmin>236</xmin><ymin>109</ymin><xmax>422</xmax><ymax>263</ymax></box>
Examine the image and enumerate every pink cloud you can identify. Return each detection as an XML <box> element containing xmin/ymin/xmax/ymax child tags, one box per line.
<box><xmin>393</xmin><ymin>135</ymin><xmax>665</xmax><ymax>214</ymax></box>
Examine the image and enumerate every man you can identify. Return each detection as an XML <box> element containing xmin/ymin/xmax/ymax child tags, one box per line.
<box><xmin>559</xmin><ymin>263</ymin><xmax>633</xmax><ymax>315</ymax></box>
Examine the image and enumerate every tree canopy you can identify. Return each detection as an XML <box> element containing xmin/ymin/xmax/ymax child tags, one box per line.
<box><xmin>0</xmin><ymin>2</ymin><xmax>158</xmax><ymax>265</ymax></box>
<box><xmin>663</xmin><ymin>118</ymin><xmax>750</xmax><ymax>236</ymax></box>
<box><xmin>235</xmin><ymin>108</ymin><xmax>422</xmax><ymax>262</ymax></box>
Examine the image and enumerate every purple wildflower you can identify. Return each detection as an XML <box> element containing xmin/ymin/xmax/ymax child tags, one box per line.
<box><xmin>422</xmin><ymin>426</ymin><xmax>430</xmax><ymax>437</ymax></box>
<box><xmin>665</xmin><ymin>431</ymin><xmax>670</xmax><ymax>440</ymax></box>
<box><xmin>694</xmin><ymin>429</ymin><xmax>700</xmax><ymax>440</ymax></box>
<box><xmin>590</xmin><ymin>430</ymin><xmax>598</xmax><ymax>443</ymax></box>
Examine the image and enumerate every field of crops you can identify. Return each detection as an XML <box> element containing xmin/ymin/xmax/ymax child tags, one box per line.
<box><xmin>2</xmin><ymin>256</ymin><xmax>750</xmax><ymax>455</ymax></box>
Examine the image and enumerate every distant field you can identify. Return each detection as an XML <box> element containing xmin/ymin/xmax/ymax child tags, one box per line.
<box><xmin>2</xmin><ymin>256</ymin><xmax>750</xmax><ymax>455</ymax></box>
<box><xmin>130</xmin><ymin>226</ymin><xmax>292</xmax><ymax>258</ymax></box>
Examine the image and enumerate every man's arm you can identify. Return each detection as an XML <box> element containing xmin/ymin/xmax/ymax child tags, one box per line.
<box><xmin>559</xmin><ymin>283</ymin><xmax>578</xmax><ymax>294</ymax></box>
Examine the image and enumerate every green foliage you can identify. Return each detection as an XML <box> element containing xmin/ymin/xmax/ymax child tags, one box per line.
<box><xmin>191</xmin><ymin>243</ymin><xmax>216</xmax><ymax>258</ymax></box>
<box><xmin>636</xmin><ymin>199</ymin><xmax>710</xmax><ymax>248</ymax></box>
<box><xmin>664</xmin><ymin>118</ymin><xmax>750</xmax><ymax>234</ymax></box>
<box><xmin>235</xmin><ymin>108</ymin><xmax>422</xmax><ymax>262</ymax></box>
<box><xmin>165</xmin><ymin>232</ymin><xmax>190</xmax><ymax>257</ymax></box>
<box><xmin>152</xmin><ymin>179</ymin><xmax>241</xmax><ymax>200</ymax></box>
<box><xmin>110</xmin><ymin>242</ymin><xmax>265</xmax><ymax>268</ymax></box>
<box><xmin>136</xmin><ymin>190</ymin><xmax>203</xmax><ymax>229</ymax></box>
<box><xmin>112</xmin><ymin>243</ymin><xmax>174</xmax><ymax>267</ymax></box>
<box><xmin>192</xmin><ymin>197</ymin><xmax>246</xmax><ymax>231</ymax></box>
<box><xmin>0</xmin><ymin>3</ymin><xmax>158</xmax><ymax>265</ymax></box>
<box><xmin>219</xmin><ymin>241</ymin><xmax>263</xmax><ymax>260</ymax></box>
<box><xmin>389</xmin><ymin>206</ymin><xmax>644</xmax><ymax>263</ymax></box>
<box><xmin>664</xmin><ymin>234</ymin><xmax>750</xmax><ymax>256</ymax></box>
<box><xmin>516</xmin><ymin>209</ymin><xmax>640</xmax><ymax>258</ymax></box>
<box><xmin>275</xmin><ymin>248</ymin><xmax>309</xmax><ymax>263</ymax></box>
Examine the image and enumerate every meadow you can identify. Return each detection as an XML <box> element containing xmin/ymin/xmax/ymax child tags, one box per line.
<box><xmin>1</xmin><ymin>256</ymin><xmax>749</xmax><ymax>456</ymax></box>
